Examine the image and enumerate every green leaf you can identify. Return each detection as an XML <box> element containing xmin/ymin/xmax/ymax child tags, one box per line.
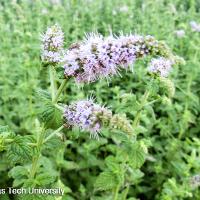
<box><xmin>105</xmin><ymin>156</ymin><xmax>121</xmax><ymax>172</ymax></box>
<box><xmin>43</xmin><ymin>136</ymin><xmax>64</xmax><ymax>154</ymax></box>
<box><xmin>56</xmin><ymin>180</ymin><xmax>72</xmax><ymax>193</ymax></box>
<box><xmin>129</xmin><ymin>144</ymin><xmax>146</xmax><ymax>169</ymax></box>
<box><xmin>94</xmin><ymin>171</ymin><xmax>119</xmax><ymax>191</ymax></box>
<box><xmin>36</xmin><ymin>89</ymin><xmax>51</xmax><ymax>102</ymax></box>
<box><xmin>6</xmin><ymin>135</ymin><xmax>35</xmax><ymax>164</ymax></box>
<box><xmin>0</xmin><ymin>194</ymin><xmax>10</xmax><ymax>200</ymax></box>
<box><xmin>36</xmin><ymin>172</ymin><xmax>56</xmax><ymax>186</ymax></box>
<box><xmin>58</xmin><ymin>160</ymin><xmax>79</xmax><ymax>170</ymax></box>
<box><xmin>8</xmin><ymin>166</ymin><xmax>29</xmax><ymax>187</ymax></box>
<box><xmin>38</xmin><ymin>102</ymin><xmax>62</xmax><ymax>129</ymax></box>
<box><xmin>0</xmin><ymin>125</ymin><xmax>10</xmax><ymax>133</ymax></box>
<box><xmin>126</xmin><ymin>169</ymin><xmax>144</xmax><ymax>185</ymax></box>
<box><xmin>9</xmin><ymin>166</ymin><xmax>29</xmax><ymax>178</ymax></box>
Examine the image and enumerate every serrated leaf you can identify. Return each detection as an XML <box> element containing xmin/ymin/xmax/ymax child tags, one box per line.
<box><xmin>94</xmin><ymin>171</ymin><xmax>119</xmax><ymax>191</ymax></box>
<box><xmin>6</xmin><ymin>135</ymin><xmax>34</xmax><ymax>164</ymax></box>
<box><xmin>105</xmin><ymin>156</ymin><xmax>120</xmax><ymax>171</ymax></box>
<box><xmin>38</xmin><ymin>103</ymin><xmax>62</xmax><ymax>129</ymax></box>
<box><xmin>36</xmin><ymin>172</ymin><xmax>56</xmax><ymax>186</ymax></box>
<box><xmin>0</xmin><ymin>125</ymin><xmax>10</xmax><ymax>133</ymax></box>
<box><xmin>43</xmin><ymin>136</ymin><xmax>64</xmax><ymax>154</ymax></box>
<box><xmin>9</xmin><ymin>166</ymin><xmax>29</xmax><ymax>178</ymax></box>
<box><xmin>129</xmin><ymin>144</ymin><xmax>145</xmax><ymax>169</ymax></box>
<box><xmin>37</xmin><ymin>157</ymin><xmax>58</xmax><ymax>181</ymax></box>
<box><xmin>8</xmin><ymin>166</ymin><xmax>29</xmax><ymax>187</ymax></box>
<box><xmin>0</xmin><ymin>125</ymin><xmax>14</xmax><ymax>139</ymax></box>
<box><xmin>36</xmin><ymin>89</ymin><xmax>51</xmax><ymax>101</ymax></box>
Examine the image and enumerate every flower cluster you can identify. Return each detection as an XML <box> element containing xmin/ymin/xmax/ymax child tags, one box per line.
<box><xmin>147</xmin><ymin>57</ymin><xmax>172</xmax><ymax>77</ymax></box>
<box><xmin>41</xmin><ymin>24</ymin><xmax>64</xmax><ymax>64</ymax></box>
<box><xmin>63</xmin><ymin>33</ymin><xmax>172</xmax><ymax>83</ymax></box>
<box><xmin>190</xmin><ymin>21</ymin><xmax>200</xmax><ymax>32</ymax></box>
<box><xmin>64</xmin><ymin>99</ymin><xmax>112</xmax><ymax>138</ymax></box>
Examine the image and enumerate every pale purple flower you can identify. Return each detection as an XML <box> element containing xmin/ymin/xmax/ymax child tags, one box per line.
<box><xmin>63</xmin><ymin>33</ymin><xmax>153</xmax><ymax>83</ymax></box>
<box><xmin>41</xmin><ymin>24</ymin><xmax>64</xmax><ymax>64</ymax></box>
<box><xmin>64</xmin><ymin>99</ymin><xmax>112</xmax><ymax>139</ymax></box>
<box><xmin>63</xmin><ymin>48</ymin><xmax>80</xmax><ymax>76</ymax></box>
<box><xmin>175</xmin><ymin>30</ymin><xmax>185</xmax><ymax>38</ymax></box>
<box><xmin>148</xmin><ymin>57</ymin><xmax>172</xmax><ymax>77</ymax></box>
<box><xmin>190</xmin><ymin>21</ymin><xmax>200</xmax><ymax>32</ymax></box>
<box><xmin>63</xmin><ymin>33</ymin><xmax>176</xmax><ymax>83</ymax></box>
<box><xmin>42</xmin><ymin>51</ymin><xmax>62</xmax><ymax>63</ymax></box>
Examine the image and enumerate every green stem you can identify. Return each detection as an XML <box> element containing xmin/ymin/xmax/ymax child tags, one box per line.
<box><xmin>145</xmin><ymin>98</ymin><xmax>161</xmax><ymax>106</ymax></box>
<box><xmin>133</xmin><ymin>90</ymin><xmax>150</xmax><ymax>129</ymax></box>
<box><xmin>29</xmin><ymin>126</ymin><xmax>46</xmax><ymax>179</ymax></box>
<box><xmin>178</xmin><ymin>77</ymin><xmax>191</xmax><ymax>139</ymax></box>
<box><xmin>4</xmin><ymin>139</ymin><xmax>14</xmax><ymax>143</ymax></box>
<box><xmin>53</xmin><ymin>79</ymin><xmax>67</xmax><ymax>104</ymax></box>
<box><xmin>55</xmin><ymin>104</ymin><xmax>65</xmax><ymax>111</ymax></box>
<box><xmin>113</xmin><ymin>184</ymin><xmax>120</xmax><ymax>200</ymax></box>
<box><xmin>122</xmin><ymin>186</ymin><xmax>129</xmax><ymax>200</ymax></box>
<box><xmin>44</xmin><ymin>125</ymin><xmax>64</xmax><ymax>143</ymax></box>
<box><xmin>49</xmin><ymin>66</ymin><xmax>56</xmax><ymax>101</ymax></box>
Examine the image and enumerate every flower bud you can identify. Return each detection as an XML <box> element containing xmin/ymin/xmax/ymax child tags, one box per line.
<box><xmin>110</xmin><ymin>114</ymin><xmax>134</xmax><ymax>136</ymax></box>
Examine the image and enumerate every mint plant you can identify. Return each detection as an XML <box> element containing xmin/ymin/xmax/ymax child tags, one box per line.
<box><xmin>0</xmin><ymin>24</ymin><xmax>186</xmax><ymax>200</ymax></box>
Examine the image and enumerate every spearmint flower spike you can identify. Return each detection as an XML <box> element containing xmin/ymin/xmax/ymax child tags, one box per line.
<box><xmin>63</xmin><ymin>99</ymin><xmax>135</xmax><ymax>139</ymax></box>
<box><xmin>41</xmin><ymin>24</ymin><xmax>64</xmax><ymax>65</ymax></box>
<box><xmin>63</xmin><ymin>32</ymin><xmax>182</xmax><ymax>83</ymax></box>
<box><xmin>63</xmin><ymin>99</ymin><xmax>112</xmax><ymax>139</ymax></box>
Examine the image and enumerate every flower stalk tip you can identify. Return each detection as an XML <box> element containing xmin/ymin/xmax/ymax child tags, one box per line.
<box><xmin>41</xmin><ymin>24</ymin><xmax>64</xmax><ymax>64</ymax></box>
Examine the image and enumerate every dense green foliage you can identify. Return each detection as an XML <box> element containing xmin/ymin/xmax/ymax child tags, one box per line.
<box><xmin>0</xmin><ymin>0</ymin><xmax>200</xmax><ymax>200</ymax></box>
